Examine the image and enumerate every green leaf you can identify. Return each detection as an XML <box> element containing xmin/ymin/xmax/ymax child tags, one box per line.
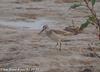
<box><xmin>89</xmin><ymin>15</ymin><xmax>95</xmax><ymax>20</ymax></box>
<box><xmin>88</xmin><ymin>15</ymin><xmax>96</xmax><ymax>23</ymax></box>
<box><xmin>80</xmin><ymin>20</ymin><xmax>90</xmax><ymax>30</ymax></box>
<box><xmin>91</xmin><ymin>0</ymin><xmax>96</xmax><ymax>6</ymax></box>
<box><xmin>95</xmin><ymin>42</ymin><xmax>100</xmax><ymax>46</ymax></box>
<box><xmin>70</xmin><ymin>3</ymin><xmax>82</xmax><ymax>9</ymax></box>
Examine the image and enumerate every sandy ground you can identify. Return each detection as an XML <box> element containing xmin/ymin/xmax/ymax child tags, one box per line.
<box><xmin>0</xmin><ymin>0</ymin><xmax>100</xmax><ymax>72</ymax></box>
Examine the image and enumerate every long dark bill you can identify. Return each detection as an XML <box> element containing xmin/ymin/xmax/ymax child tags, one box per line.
<box><xmin>38</xmin><ymin>28</ymin><xmax>45</xmax><ymax>35</ymax></box>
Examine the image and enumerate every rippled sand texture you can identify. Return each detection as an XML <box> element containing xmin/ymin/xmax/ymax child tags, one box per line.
<box><xmin>0</xmin><ymin>0</ymin><xmax>100</xmax><ymax>72</ymax></box>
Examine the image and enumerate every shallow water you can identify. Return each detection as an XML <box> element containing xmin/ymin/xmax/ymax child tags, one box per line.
<box><xmin>0</xmin><ymin>18</ymin><xmax>58</xmax><ymax>30</ymax></box>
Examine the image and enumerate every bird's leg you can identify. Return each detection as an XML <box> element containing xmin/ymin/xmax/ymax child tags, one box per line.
<box><xmin>59</xmin><ymin>41</ymin><xmax>62</xmax><ymax>51</ymax></box>
<box><xmin>56</xmin><ymin>42</ymin><xmax>59</xmax><ymax>47</ymax></box>
<box><xmin>55</xmin><ymin>42</ymin><xmax>58</xmax><ymax>49</ymax></box>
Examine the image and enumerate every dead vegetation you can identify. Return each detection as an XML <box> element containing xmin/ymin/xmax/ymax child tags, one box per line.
<box><xmin>0</xmin><ymin>0</ymin><xmax>100</xmax><ymax>72</ymax></box>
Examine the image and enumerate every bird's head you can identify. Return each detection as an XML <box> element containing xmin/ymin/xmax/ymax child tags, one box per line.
<box><xmin>39</xmin><ymin>25</ymin><xmax>49</xmax><ymax>34</ymax></box>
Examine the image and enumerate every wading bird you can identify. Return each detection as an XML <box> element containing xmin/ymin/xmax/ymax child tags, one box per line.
<box><xmin>39</xmin><ymin>25</ymin><xmax>74</xmax><ymax>51</ymax></box>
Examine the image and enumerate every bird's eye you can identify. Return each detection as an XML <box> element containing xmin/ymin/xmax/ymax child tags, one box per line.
<box><xmin>43</xmin><ymin>26</ymin><xmax>45</xmax><ymax>28</ymax></box>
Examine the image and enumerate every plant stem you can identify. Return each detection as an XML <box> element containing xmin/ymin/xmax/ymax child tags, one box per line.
<box><xmin>84</xmin><ymin>0</ymin><xmax>100</xmax><ymax>40</ymax></box>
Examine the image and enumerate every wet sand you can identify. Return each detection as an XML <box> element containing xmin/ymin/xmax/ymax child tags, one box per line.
<box><xmin>0</xmin><ymin>0</ymin><xmax>100</xmax><ymax>72</ymax></box>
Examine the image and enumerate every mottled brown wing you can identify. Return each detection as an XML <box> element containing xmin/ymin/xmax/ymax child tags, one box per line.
<box><xmin>51</xmin><ymin>29</ymin><xmax>73</xmax><ymax>36</ymax></box>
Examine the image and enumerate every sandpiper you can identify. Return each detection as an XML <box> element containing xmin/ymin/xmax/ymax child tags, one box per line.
<box><xmin>39</xmin><ymin>25</ymin><xmax>74</xmax><ymax>51</ymax></box>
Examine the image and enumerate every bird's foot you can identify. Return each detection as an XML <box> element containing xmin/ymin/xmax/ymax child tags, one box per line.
<box><xmin>58</xmin><ymin>48</ymin><xmax>61</xmax><ymax>51</ymax></box>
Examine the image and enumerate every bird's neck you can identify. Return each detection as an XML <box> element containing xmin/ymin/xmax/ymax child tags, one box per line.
<box><xmin>45</xmin><ymin>28</ymin><xmax>50</xmax><ymax>32</ymax></box>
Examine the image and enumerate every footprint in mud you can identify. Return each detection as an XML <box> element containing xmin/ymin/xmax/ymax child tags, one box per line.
<box><xmin>31</xmin><ymin>43</ymin><xmax>46</xmax><ymax>48</ymax></box>
<box><xmin>79</xmin><ymin>66</ymin><xmax>94</xmax><ymax>72</ymax></box>
<box><xmin>7</xmin><ymin>44</ymin><xmax>21</xmax><ymax>55</ymax></box>
<box><xmin>15</xmin><ymin>7</ymin><xmax>23</xmax><ymax>9</ymax></box>
<box><xmin>83</xmin><ymin>53</ymin><xmax>100</xmax><ymax>58</ymax></box>
<box><xmin>8</xmin><ymin>47</ymin><xmax>20</xmax><ymax>55</ymax></box>
<box><xmin>81</xmin><ymin>68</ymin><xmax>93</xmax><ymax>72</ymax></box>
<box><xmin>0</xmin><ymin>56</ymin><xmax>14</xmax><ymax>63</ymax></box>
<box><xmin>9</xmin><ymin>47</ymin><xmax>18</xmax><ymax>52</ymax></box>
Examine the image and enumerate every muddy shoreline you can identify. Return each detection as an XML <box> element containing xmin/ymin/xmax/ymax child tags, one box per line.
<box><xmin>0</xmin><ymin>0</ymin><xmax>100</xmax><ymax>72</ymax></box>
